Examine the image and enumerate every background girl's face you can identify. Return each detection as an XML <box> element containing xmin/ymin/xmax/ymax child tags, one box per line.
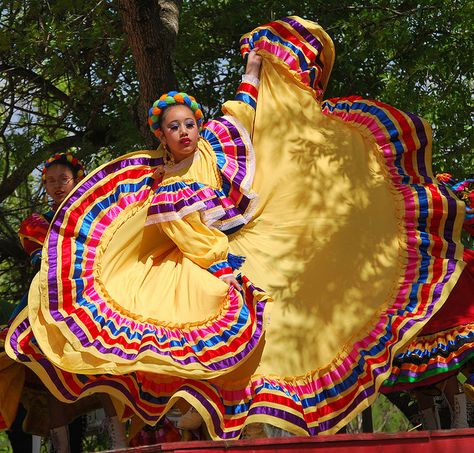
<box><xmin>159</xmin><ymin>105</ymin><xmax>199</xmax><ymax>163</ymax></box>
<box><xmin>44</xmin><ymin>164</ymin><xmax>76</xmax><ymax>206</ymax></box>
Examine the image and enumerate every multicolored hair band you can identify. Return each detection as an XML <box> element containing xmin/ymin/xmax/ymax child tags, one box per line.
<box><xmin>436</xmin><ymin>173</ymin><xmax>455</xmax><ymax>184</ymax></box>
<box><xmin>41</xmin><ymin>152</ymin><xmax>85</xmax><ymax>184</ymax></box>
<box><xmin>148</xmin><ymin>91</ymin><xmax>204</xmax><ymax>138</ymax></box>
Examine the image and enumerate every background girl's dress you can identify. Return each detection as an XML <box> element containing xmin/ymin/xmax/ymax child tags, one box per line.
<box><xmin>6</xmin><ymin>17</ymin><xmax>473</xmax><ymax>438</ymax></box>
<box><xmin>1</xmin><ymin>212</ymin><xmax>99</xmax><ymax>435</ymax></box>
<box><xmin>0</xmin><ymin>212</ymin><xmax>51</xmax><ymax>433</ymax></box>
<box><xmin>382</xmin><ymin>175</ymin><xmax>474</xmax><ymax>392</ymax></box>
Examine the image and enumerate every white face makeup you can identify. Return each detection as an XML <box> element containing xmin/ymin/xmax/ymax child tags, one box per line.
<box><xmin>159</xmin><ymin>105</ymin><xmax>200</xmax><ymax>163</ymax></box>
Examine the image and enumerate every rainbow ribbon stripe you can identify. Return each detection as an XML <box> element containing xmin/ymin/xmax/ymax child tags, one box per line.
<box><xmin>240</xmin><ymin>16</ymin><xmax>332</xmax><ymax>97</ymax></box>
<box><xmin>147</xmin><ymin>115</ymin><xmax>258</xmax><ymax>233</ymax></box>
<box><xmin>321</xmin><ymin>95</ymin><xmax>471</xmax><ymax>391</ymax></box>
<box><xmin>9</xmin><ymin>153</ymin><xmax>268</xmax><ymax>378</ymax></box>
<box><xmin>5</xmin><ymin>16</ymin><xmax>470</xmax><ymax>438</ymax></box>
<box><xmin>235</xmin><ymin>82</ymin><xmax>259</xmax><ymax>109</ymax></box>
<box><xmin>383</xmin><ymin>323</ymin><xmax>474</xmax><ymax>391</ymax></box>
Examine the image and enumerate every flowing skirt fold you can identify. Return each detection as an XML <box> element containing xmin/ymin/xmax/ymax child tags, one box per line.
<box><xmin>5</xmin><ymin>16</ymin><xmax>472</xmax><ymax>438</ymax></box>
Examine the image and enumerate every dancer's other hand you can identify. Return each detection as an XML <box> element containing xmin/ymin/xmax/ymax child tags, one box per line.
<box><xmin>221</xmin><ymin>274</ymin><xmax>242</xmax><ymax>291</ymax></box>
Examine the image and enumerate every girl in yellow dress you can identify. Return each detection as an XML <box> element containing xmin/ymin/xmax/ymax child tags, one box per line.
<box><xmin>6</xmin><ymin>17</ymin><xmax>473</xmax><ymax>439</ymax></box>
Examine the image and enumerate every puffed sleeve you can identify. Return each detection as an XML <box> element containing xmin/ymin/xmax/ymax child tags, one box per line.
<box><xmin>18</xmin><ymin>213</ymin><xmax>50</xmax><ymax>268</ymax></box>
<box><xmin>221</xmin><ymin>75</ymin><xmax>259</xmax><ymax>137</ymax></box>
<box><xmin>160</xmin><ymin>211</ymin><xmax>234</xmax><ymax>278</ymax></box>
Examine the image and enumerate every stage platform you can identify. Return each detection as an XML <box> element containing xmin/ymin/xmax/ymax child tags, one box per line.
<box><xmin>104</xmin><ymin>428</ymin><xmax>474</xmax><ymax>453</ymax></box>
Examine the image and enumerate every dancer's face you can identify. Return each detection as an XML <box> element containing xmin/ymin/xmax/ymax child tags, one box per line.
<box><xmin>159</xmin><ymin>105</ymin><xmax>199</xmax><ymax>163</ymax></box>
<box><xmin>44</xmin><ymin>164</ymin><xmax>77</xmax><ymax>206</ymax></box>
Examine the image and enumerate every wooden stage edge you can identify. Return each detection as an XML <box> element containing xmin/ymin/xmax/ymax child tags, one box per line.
<box><xmin>104</xmin><ymin>428</ymin><xmax>474</xmax><ymax>452</ymax></box>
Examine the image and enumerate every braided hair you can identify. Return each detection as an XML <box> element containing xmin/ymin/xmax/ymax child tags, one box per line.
<box><xmin>148</xmin><ymin>91</ymin><xmax>204</xmax><ymax>138</ymax></box>
<box><xmin>41</xmin><ymin>152</ymin><xmax>85</xmax><ymax>184</ymax></box>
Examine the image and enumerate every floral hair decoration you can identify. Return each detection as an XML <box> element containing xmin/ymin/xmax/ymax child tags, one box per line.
<box><xmin>41</xmin><ymin>152</ymin><xmax>85</xmax><ymax>184</ymax></box>
<box><xmin>148</xmin><ymin>91</ymin><xmax>204</xmax><ymax>138</ymax></box>
<box><xmin>435</xmin><ymin>173</ymin><xmax>455</xmax><ymax>184</ymax></box>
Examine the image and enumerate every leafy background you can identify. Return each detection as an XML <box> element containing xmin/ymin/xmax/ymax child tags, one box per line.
<box><xmin>0</xmin><ymin>1</ymin><xmax>472</xmax><ymax>445</ymax></box>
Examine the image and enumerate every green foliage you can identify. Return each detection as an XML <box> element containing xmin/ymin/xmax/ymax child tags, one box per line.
<box><xmin>0</xmin><ymin>0</ymin><xmax>142</xmax><ymax>168</ymax></box>
<box><xmin>0</xmin><ymin>431</ymin><xmax>11</xmax><ymax>453</ymax></box>
<box><xmin>372</xmin><ymin>394</ymin><xmax>414</xmax><ymax>432</ymax></box>
<box><xmin>177</xmin><ymin>0</ymin><xmax>473</xmax><ymax>177</ymax></box>
<box><xmin>346</xmin><ymin>394</ymin><xmax>414</xmax><ymax>433</ymax></box>
<box><xmin>0</xmin><ymin>179</ymin><xmax>40</xmax><ymax>321</ymax></box>
<box><xmin>0</xmin><ymin>6</ymin><xmax>472</xmax><ymax>444</ymax></box>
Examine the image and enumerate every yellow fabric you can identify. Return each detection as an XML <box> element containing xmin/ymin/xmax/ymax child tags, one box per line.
<box><xmin>0</xmin><ymin>352</ymin><xmax>25</xmax><ymax>428</ymax></box>
<box><xmin>27</xmin><ymin>59</ymin><xmax>402</xmax><ymax>382</ymax></box>
<box><xmin>99</xmin><ymin>142</ymin><xmax>231</xmax><ymax>328</ymax></box>
<box><xmin>161</xmin><ymin>212</ymin><xmax>229</xmax><ymax>270</ymax></box>
<box><xmin>24</xmin><ymin>141</ymin><xmax>267</xmax><ymax>378</ymax></box>
<box><xmin>227</xmin><ymin>60</ymin><xmax>401</xmax><ymax>377</ymax></box>
<box><xmin>222</xmin><ymin>99</ymin><xmax>256</xmax><ymax>138</ymax></box>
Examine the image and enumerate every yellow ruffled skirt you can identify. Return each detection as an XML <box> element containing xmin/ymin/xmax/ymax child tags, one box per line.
<box><xmin>5</xmin><ymin>16</ymin><xmax>469</xmax><ymax>438</ymax></box>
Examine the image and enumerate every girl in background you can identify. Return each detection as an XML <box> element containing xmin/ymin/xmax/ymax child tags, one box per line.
<box><xmin>2</xmin><ymin>153</ymin><xmax>125</xmax><ymax>453</ymax></box>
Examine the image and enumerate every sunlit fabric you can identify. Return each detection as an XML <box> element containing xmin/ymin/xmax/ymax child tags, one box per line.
<box><xmin>6</xmin><ymin>16</ymin><xmax>470</xmax><ymax>438</ymax></box>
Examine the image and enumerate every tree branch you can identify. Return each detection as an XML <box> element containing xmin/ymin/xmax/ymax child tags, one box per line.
<box><xmin>117</xmin><ymin>0</ymin><xmax>182</xmax><ymax>145</ymax></box>
<box><xmin>0</xmin><ymin>64</ymin><xmax>71</xmax><ymax>105</ymax></box>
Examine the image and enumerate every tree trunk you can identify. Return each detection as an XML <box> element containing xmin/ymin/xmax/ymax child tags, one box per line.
<box><xmin>117</xmin><ymin>0</ymin><xmax>182</xmax><ymax>147</ymax></box>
